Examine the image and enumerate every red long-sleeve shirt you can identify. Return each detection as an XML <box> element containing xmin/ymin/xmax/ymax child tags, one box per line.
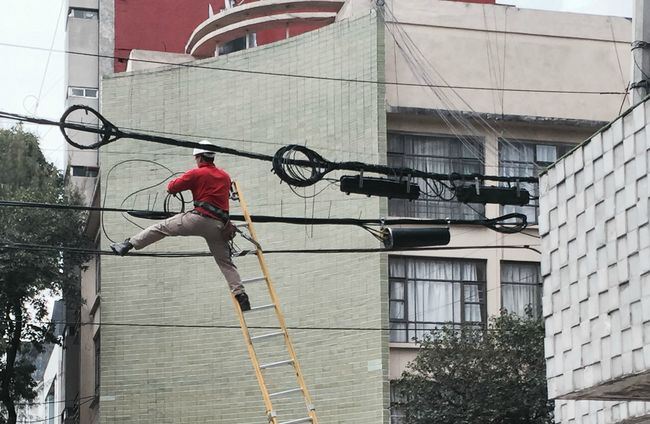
<box><xmin>167</xmin><ymin>163</ymin><xmax>231</xmax><ymax>217</ymax></box>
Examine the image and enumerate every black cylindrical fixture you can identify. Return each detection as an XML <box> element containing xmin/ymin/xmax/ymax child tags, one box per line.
<box><xmin>383</xmin><ymin>227</ymin><xmax>451</xmax><ymax>249</ymax></box>
<box><xmin>454</xmin><ymin>185</ymin><xmax>530</xmax><ymax>206</ymax></box>
<box><xmin>340</xmin><ymin>175</ymin><xmax>420</xmax><ymax>200</ymax></box>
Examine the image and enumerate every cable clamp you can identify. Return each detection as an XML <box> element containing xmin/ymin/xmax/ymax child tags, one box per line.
<box><xmin>516</xmin><ymin>179</ymin><xmax>521</xmax><ymax>197</ymax></box>
<box><xmin>358</xmin><ymin>170</ymin><xmax>364</xmax><ymax>188</ymax></box>
<box><xmin>632</xmin><ymin>40</ymin><xmax>650</xmax><ymax>50</ymax></box>
<box><xmin>630</xmin><ymin>80</ymin><xmax>650</xmax><ymax>90</ymax></box>
<box><xmin>406</xmin><ymin>174</ymin><xmax>411</xmax><ymax>193</ymax></box>
<box><xmin>474</xmin><ymin>177</ymin><xmax>480</xmax><ymax>195</ymax></box>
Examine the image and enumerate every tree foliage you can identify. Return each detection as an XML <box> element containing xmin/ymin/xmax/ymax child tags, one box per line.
<box><xmin>394</xmin><ymin>311</ymin><xmax>553</xmax><ymax>424</ymax></box>
<box><xmin>0</xmin><ymin>126</ymin><xmax>92</xmax><ymax>424</ymax></box>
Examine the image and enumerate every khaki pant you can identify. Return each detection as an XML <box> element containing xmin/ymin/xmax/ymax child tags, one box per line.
<box><xmin>129</xmin><ymin>212</ymin><xmax>244</xmax><ymax>294</ymax></box>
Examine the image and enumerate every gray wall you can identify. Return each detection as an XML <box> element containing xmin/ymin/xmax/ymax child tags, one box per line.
<box><xmin>100</xmin><ymin>12</ymin><xmax>389</xmax><ymax>423</ymax></box>
<box><xmin>540</xmin><ymin>97</ymin><xmax>650</xmax><ymax>422</ymax></box>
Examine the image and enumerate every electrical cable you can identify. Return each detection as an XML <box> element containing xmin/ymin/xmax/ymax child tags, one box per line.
<box><xmin>0</xmin><ymin>41</ymin><xmax>627</xmax><ymax>95</ymax></box>
<box><xmin>0</xmin><ymin>240</ymin><xmax>540</xmax><ymax>257</ymax></box>
<box><xmin>0</xmin><ymin>199</ymin><xmax>528</xmax><ymax>232</ymax></box>
<box><xmin>34</xmin><ymin>318</ymin><xmax>542</xmax><ymax>333</ymax></box>
<box><xmin>0</xmin><ymin>106</ymin><xmax>540</xmax><ymax>190</ymax></box>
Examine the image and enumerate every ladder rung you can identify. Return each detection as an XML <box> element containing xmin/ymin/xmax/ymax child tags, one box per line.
<box><xmin>269</xmin><ymin>387</ymin><xmax>302</xmax><ymax>398</ymax></box>
<box><xmin>260</xmin><ymin>359</ymin><xmax>294</xmax><ymax>370</ymax></box>
<box><xmin>249</xmin><ymin>303</ymin><xmax>275</xmax><ymax>312</ymax></box>
<box><xmin>242</xmin><ymin>276</ymin><xmax>266</xmax><ymax>284</ymax></box>
<box><xmin>279</xmin><ymin>417</ymin><xmax>312</xmax><ymax>424</ymax></box>
<box><xmin>235</xmin><ymin>223</ymin><xmax>248</xmax><ymax>228</ymax></box>
<box><xmin>251</xmin><ymin>331</ymin><xmax>284</xmax><ymax>341</ymax></box>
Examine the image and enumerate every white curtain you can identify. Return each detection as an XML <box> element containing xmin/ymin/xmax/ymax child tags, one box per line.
<box><xmin>388</xmin><ymin>133</ymin><xmax>484</xmax><ymax>219</ymax></box>
<box><xmin>389</xmin><ymin>257</ymin><xmax>485</xmax><ymax>341</ymax></box>
<box><xmin>501</xmin><ymin>262</ymin><xmax>541</xmax><ymax>317</ymax></box>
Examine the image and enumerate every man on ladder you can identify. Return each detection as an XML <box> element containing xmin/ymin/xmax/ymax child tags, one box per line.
<box><xmin>109</xmin><ymin>140</ymin><xmax>251</xmax><ymax>311</ymax></box>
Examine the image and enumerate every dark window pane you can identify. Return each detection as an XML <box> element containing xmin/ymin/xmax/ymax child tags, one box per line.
<box><xmin>499</xmin><ymin>140</ymin><xmax>574</xmax><ymax>224</ymax></box>
<box><xmin>388</xmin><ymin>133</ymin><xmax>485</xmax><ymax>220</ymax></box>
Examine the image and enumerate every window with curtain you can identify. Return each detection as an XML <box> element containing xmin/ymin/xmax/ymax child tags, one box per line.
<box><xmin>500</xmin><ymin>261</ymin><xmax>542</xmax><ymax>317</ymax></box>
<box><xmin>499</xmin><ymin>140</ymin><xmax>572</xmax><ymax>224</ymax></box>
<box><xmin>389</xmin><ymin>256</ymin><xmax>487</xmax><ymax>343</ymax></box>
<box><xmin>388</xmin><ymin>133</ymin><xmax>485</xmax><ymax>220</ymax></box>
<box><xmin>390</xmin><ymin>382</ymin><xmax>406</xmax><ymax>424</ymax></box>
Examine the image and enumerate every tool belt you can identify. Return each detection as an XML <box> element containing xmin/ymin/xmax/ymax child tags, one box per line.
<box><xmin>193</xmin><ymin>201</ymin><xmax>230</xmax><ymax>223</ymax></box>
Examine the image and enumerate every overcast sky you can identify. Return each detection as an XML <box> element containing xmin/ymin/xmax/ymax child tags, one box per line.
<box><xmin>499</xmin><ymin>0</ymin><xmax>632</xmax><ymax>17</ymax></box>
<box><xmin>0</xmin><ymin>0</ymin><xmax>634</xmax><ymax>169</ymax></box>
<box><xmin>0</xmin><ymin>1</ymin><xmax>66</xmax><ymax>168</ymax></box>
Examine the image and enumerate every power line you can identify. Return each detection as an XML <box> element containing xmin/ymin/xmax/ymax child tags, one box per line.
<box><xmin>35</xmin><ymin>319</ymin><xmax>541</xmax><ymax>333</ymax></box>
<box><xmin>0</xmin><ymin>199</ymin><xmax>528</xmax><ymax>229</ymax></box>
<box><xmin>0</xmin><ymin>240</ymin><xmax>540</xmax><ymax>257</ymax></box>
<box><xmin>0</xmin><ymin>41</ymin><xmax>627</xmax><ymax>95</ymax></box>
<box><xmin>0</xmin><ymin>107</ymin><xmax>540</xmax><ymax>186</ymax></box>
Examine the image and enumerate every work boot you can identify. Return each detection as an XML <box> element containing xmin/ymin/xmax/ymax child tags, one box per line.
<box><xmin>235</xmin><ymin>292</ymin><xmax>251</xmax><ymax>312</ymax></box>
<box><xmin>110</xmin><ymin>239</ymin><xmax>133</xmax><ymax>256</ymax></box>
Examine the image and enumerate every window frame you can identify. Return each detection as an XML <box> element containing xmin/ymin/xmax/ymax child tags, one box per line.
<box><xmin>94</xmin><ymin>332</ymin><xmax>100</xmax><ymax>398</ymax></box>
<box><xmin>387</xmin><ymin>131</ymin><xmax>486</xmax><ymax>220</ymax></box>
<box><xmin>68</xmin><ymin>7</ymin><xmax>98</xmax><ymax>19</ymax></box>
<box><xmin>389</xmin><ymin>256</ymin><xmax>487</xmax><ymax>343</ymax></box>
<box><xmin>500</xmin><ymin>260</ymin><xmax>542</xmax><ymax>318</ymax></box>
<box><xmin>71</xmin><ymin>165</ymin><xmax>99</xmax><ymax>177</ymax></box>
<box><xmin>67</xmin><ymin>86</ymin><xmax>99</xmax><ymax>99</ymax></box>
<box><xmin>498</xmin><ymin>139</ymin><xmax>572</xmax><ymax>224</ymax></box>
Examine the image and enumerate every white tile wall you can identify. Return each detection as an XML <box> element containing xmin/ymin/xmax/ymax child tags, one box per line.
<box><xmin>541</xmin><ymin>99</ymin><xmax>650</xmax><ymax>423</ymax></box>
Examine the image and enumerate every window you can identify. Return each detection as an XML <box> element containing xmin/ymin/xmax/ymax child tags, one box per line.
<box><xmin>501</xmin><ymin>261</ymin><xmax>542</xmax><ymax>318</ymax></box>
<box><xmin>388</xmin><ymin>133</ymin><xmax>485</xmax><ymax>220</ymax></box>
<box><xmin>94</xmin><ymin>333</ymin><xmax>100</xmax><ymax>397</ymax></box>
<box><xmin>46</xmin><ymin>384</ymin><xmax>55</xmax><ymax>424</ymax></box>
<box><xmin>71</xmin><ymin>165</ymin><xmax>99</xmax><ymax>177</ymax></box>
<box><xmin>389</xmin><ymin>256</ymin><xmax>487</xmax><ymax>343</ymax></box>
<box><xmin>68</xmin><ymin>87</ymin><xmax>98</xmax><ymax>99</ymax></box>
<box><xmin>95</xmin><ymin>234</ymin><xmax>101</xmax><ymax>294</ymax></box>
<box><xmin>69</xmin><ymin>8</ymin><xmax>98</xmax><ymax>19</ymax></box>
<box><xmin>499</xmin><ymin>140</ymin><xmax>572</xmax><ymax>224</ymax></box>
<box><xmin>218</xmin><ymin>33</ymin><xmax>256</xmax><ymax>55</ymax></box>
<box><xmin>390</xmin><ymin>382</ymin><xmax>406</xmax><ymax>424</ymax></box>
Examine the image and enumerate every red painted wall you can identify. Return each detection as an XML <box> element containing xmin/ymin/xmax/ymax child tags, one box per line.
<box><xmin>115</xmin><ymin>0</ymin><xmax>224</xmax><ymax>72</ymax></box>
<box><xmin>114</xmin><ymin>0</ymin><xmax>495</xmax><ymax>72</ymax></box>
<box><xmin>114</xmin><ymin>0</ymin><xmax>331</xmax><ymax>72</ymax></box>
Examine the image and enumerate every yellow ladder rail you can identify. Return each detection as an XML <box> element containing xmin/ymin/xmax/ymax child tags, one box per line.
<box><xmin>230</xmin><ymin>181</ymin><xmax>319</xmax><ymax>424</ymax></box>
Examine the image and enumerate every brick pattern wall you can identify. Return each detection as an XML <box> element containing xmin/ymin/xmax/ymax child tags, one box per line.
<box><xmin>540</xmin><ymin>98</ymin><xmax>650</xmax><ymax>423</ymax></box>
<box><xmin>100</xmin><ymin>12</ymin><xmax>389</xmax><ymax>423</ymax></box>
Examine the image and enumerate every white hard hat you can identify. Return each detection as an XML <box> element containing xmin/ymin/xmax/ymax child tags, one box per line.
<box><xmin>193</xmin><ymin>140</ymin><xmax>216</xmax><ymax>157</ymax></box>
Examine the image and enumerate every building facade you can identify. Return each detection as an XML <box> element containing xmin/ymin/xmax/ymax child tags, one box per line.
<box><xmin>63</xmin><ymin>0</ymin><xmax>632</xmax><ymax>422</ymax></box>
<box><xmin>541</xmin><ymin>95</ymin><xmax>650</xmax><ymax>423</ymax></box>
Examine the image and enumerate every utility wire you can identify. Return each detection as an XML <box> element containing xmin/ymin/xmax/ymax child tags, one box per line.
<box><xmin>0</xmin><ymin>241</ymin><xmax>541</xmax><ymax>257</ymax></box>
<box><xmin>0</xmin><ymin>199</ymin><xmax>519</xmax><ymax>226</ymax></box>
<box><xmin>38</xmin><ymin>320</ymin><xmax>541</xmax><ymax>333</ymax></box>
<box><xmin>0</xmin><ymin>107</ymin><xmax>539</xmax><ymax>186</ymax></box>
<box><xmin>0</xmin><ymin>41</ymin><xmax>627</xmax><ymax>95</ymax></box>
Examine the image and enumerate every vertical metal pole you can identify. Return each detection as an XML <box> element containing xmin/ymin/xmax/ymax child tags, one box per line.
<box><xmin>632</xmin><ymin>0</ymin><xmax>650</xmax><ymax>103</ymax></box>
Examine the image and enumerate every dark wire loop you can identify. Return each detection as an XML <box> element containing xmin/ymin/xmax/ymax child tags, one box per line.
<box><xmin>271</xmin><ymin>144</ymin><xmax>333</xmax><ymax>187</ymax></box>
<box><xmin>59</xmin><ymin>105</ymin><xmax>121</xmax><ymax>149</ymax></box>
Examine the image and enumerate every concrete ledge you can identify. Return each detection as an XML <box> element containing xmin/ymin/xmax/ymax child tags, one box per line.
<box><xmin>560</xmin><ymin>371</ymin><xmax>650</xmax><ymax>402</ymax></box>
<box><xmin>387</xmin><ymin>105</ymin><xmax>608</xmax><ymax>129</ymax></box>
<box><xmin>190</xmin><ymin>12</ymin><xmax>337</xmax><ymax>57</ymax></box>
<box><xmin>186</xmin><ymin>0</ymin><xmax>345</xmax><ymax>55</ymax></box>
